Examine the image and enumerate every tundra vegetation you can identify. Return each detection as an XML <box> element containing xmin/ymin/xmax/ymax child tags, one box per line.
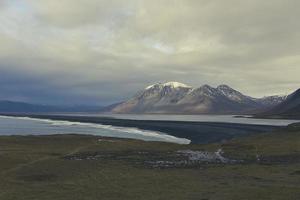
<box><xmin>0</xmin><ymin>123</ymin><xmax>299</xmax><ymax>200</ymax></box>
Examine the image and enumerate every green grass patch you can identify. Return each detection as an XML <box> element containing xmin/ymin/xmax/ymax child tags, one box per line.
<box><xmin>0</xmin><ymin>124</ymin><xmax>300</xmax><ymax>200</ymax></box>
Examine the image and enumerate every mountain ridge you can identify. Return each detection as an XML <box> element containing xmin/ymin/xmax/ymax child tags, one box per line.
<box><xmin>110</xmin><ymin>82</ymin><xmax>286</xmax><ymax>114</ymax></box>
<box><xmin>255</xmin><ymin>89</ymin><xmax>300</xmax><ymax>119</ymax></box>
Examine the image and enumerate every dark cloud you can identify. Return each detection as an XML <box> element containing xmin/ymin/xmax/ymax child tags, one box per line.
<box><xmin>0</xmin><ymin>0</ymin><xmax>299</xmax><ymax>105</ymax></box>
<box><xmin>0</xmin><ymin>67</ymin><xmax>119</xmax><ymax>105</ymax></box>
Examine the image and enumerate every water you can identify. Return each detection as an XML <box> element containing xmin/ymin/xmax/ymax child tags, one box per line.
<box><xmin>0</xmin><ymin>114</ymin><xmax>299</xmax><ymax>145</ymax></box>
<box><xmin>66</xmin><ymin>114</ymin><xmax>299</xmax><ymax>126</ymax></box>
<box><xmin>0</xmin><ymin>116</ymin><xmax>190</xmax><ymax>144</ymax></box>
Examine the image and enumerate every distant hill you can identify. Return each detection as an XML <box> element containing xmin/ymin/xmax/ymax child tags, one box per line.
<box><xmin>109</xmin><ymin>82</ymin><xmax>286</xmax><ymax>114</ymax></box>
<box><xmin>0</xmin><ymin>101</ymin><xmax>103</xmax><ymax>113</ymax></box>
<box><xmin>256</xmin><ymin>89</ymin><xmax>300</xmax><ymax>119</ymax></box>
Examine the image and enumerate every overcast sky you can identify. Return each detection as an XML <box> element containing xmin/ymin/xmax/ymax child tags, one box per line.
<box><xmin>0</xmin><ymin>0</ymin><xmax>299</xmax><ymax>105</ymax></box>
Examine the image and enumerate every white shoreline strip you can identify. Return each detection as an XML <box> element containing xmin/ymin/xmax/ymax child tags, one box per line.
<box><xmin>0</xmin><ymin>115</ymin><xmax>191</xmax><ymax>144</ymax></box>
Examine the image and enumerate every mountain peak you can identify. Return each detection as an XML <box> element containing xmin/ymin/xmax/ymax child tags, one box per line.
<box><xmin>201</xmin><ymin>84</ymin><xmax>213</xmax><ymax>88</ymax></box>
<box><xmin>145</xmin><ymin>82</ymin><xmax>192</xmax><ymax>90</ymax></box>
<box><xmin>196</xmin><ymin>85</ymin><xmax>218</xmax><ymax>96</ymax></box>
<box><xmin>111</xmin><ymin>81</ymin><xmax>292</xmax><ymax>114</ymax></box>
<box><xmin>199</xmin><ymin>84</ymin><xmax>215</xmax><ymax>91</ymax></box>
<box><xmin>217</xmin><ymin>84</ymin><xmax>233</xmax><ymax>90</ymax></box>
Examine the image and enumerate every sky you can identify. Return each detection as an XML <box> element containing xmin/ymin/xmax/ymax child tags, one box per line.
<box><xmin>0</xmin><ymin>0</ymin><xmax>299</xmax><ymax>105</ymax></box>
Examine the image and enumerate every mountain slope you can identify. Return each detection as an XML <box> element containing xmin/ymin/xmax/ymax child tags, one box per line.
<box><xmin>256</xmin><ymin>89</ymin><xmax>300</xmax><ymax>119</ymax></box>
<box><xmin>255</xmin><ymin>95</ymin><xmax>287</xmax><ymax>107</ymax></box>
<box><xmin>175</xmin><ymin>85</ymin><xmax>259</xmax><ymax>114</ymax></box>
<box><xmin>112</xmin><ymin>82</ymin><xmax>192</xmax><ymax>113</ymax></box>
<box><xmin>111</xmin><ymin>82</ymin><xmax>284</xmax><ymax>114</ymax></box>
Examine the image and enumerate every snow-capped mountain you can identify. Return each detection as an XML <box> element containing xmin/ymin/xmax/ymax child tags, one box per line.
<box><xmin>112</xmin><ymin>82</ymin><xmax>192</xmax><ymax>113</ymax></box>
<box><xmin>256</xmin><ymin>89</ymin><xmax>300</xmax><ymax>119</ymax></box>
<box><xmin>145</xmin><ymin>82</ymin><xmax>192</xmax><ymax>90</ymax></box>
<box><xmin>255</xmin><ymin>95</ymin><xmax>287</xmax><ymax>107</ymax></box>
<box><xmin>110</xmin><ymin>82</ymin><xmax>286</xmax><ymax>114</ymax></box>
<box><xmin>217</xmin><ymin>85</ymin><xmax>255</xmax><ymax>103</ymax></box>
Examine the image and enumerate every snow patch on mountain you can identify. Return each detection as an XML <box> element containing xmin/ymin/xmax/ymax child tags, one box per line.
<box><xmin>145</xmin><ymin>82</ymin><xmax>192</xmax><ymax>90</ymax></box>
<box><xmin>217</xmin><ymin>84</ymin><xmax>250</xmax><ymax>102</ymax></box>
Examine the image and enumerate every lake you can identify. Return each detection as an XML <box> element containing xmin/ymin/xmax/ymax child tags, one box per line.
<box><xmin>0</xmin><ymin>114</ymin><xmax>299</xmax><ymax>144</ymax></box>
<box><xmin>65</xmin><ymin>113</ymin><xmax>299</xmax><ymax>126</ymax></box>
<box><xmin>0</xmin><ymin>115</ymin><xmax>190</xmax><ymax>144</ymax></box>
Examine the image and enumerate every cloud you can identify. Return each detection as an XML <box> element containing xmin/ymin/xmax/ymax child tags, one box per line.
<box><xmin>0</xmin><ymin>0</ymin><xmax>299</xmax><ymax>104</ymax></box>
<box><xmin>27</xmin><ymin>0</ymin><xmax>134</xmax><ymax>27</ymax></box>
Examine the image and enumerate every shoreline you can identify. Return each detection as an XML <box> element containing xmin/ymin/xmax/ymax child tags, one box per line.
<box><xmin>0</xmin><ymin>114</ymin><xmax>280</xmax><ymax>144</ymax></box>
<box><xmin>235</xmin><ymin>114</ymin><xmax>300</xmax><ymax>120</ymax></box>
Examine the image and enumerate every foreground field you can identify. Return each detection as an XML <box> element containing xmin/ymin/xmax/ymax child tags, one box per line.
<box><xmin>0</xmin><ymin>124</ymin><xmax>300</xmax><ymax>200</ymax></box>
